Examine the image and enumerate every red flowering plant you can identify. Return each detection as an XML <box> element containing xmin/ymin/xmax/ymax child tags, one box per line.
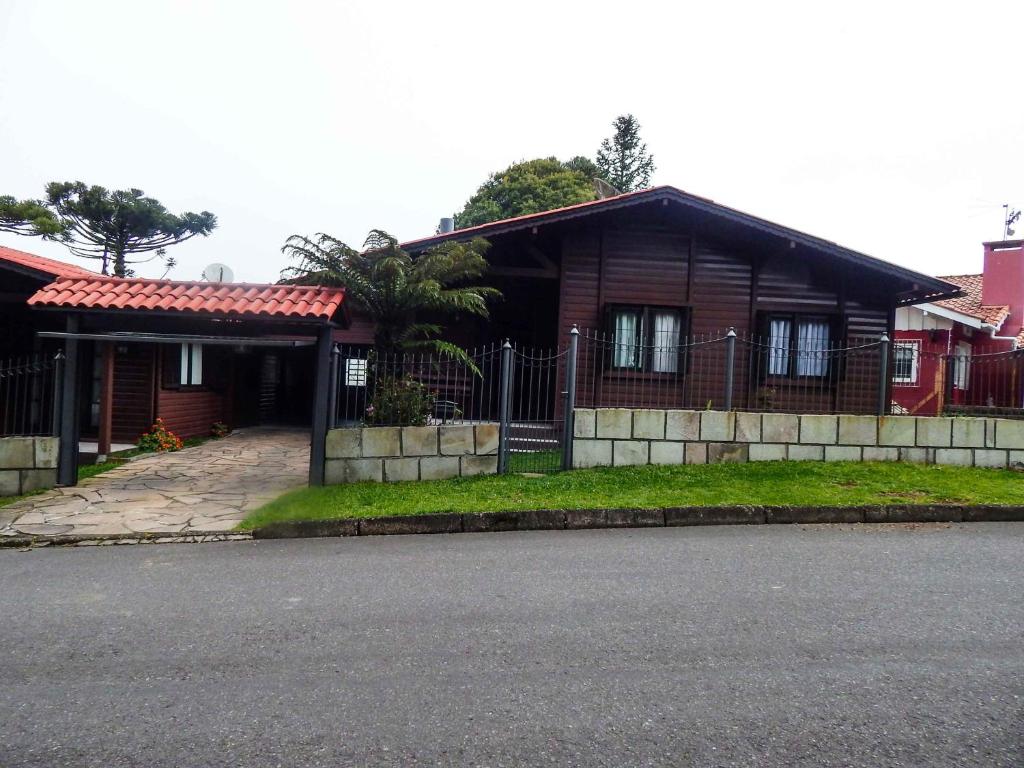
<box><xmin>138</xmin><ymin>418</ymin><xmax>184</xmax><ymax>452</ymax></box>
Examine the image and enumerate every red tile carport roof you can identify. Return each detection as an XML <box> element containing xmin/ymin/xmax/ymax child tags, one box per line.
<box><xmin>28</xmin><ymin>276</ymin><xmax>346</xmax><ymax>322</ymax></box>
<box><xmin>0</xmin><ymin>245</ymin><xmax>97</xmax><ymax>279</ymax></box>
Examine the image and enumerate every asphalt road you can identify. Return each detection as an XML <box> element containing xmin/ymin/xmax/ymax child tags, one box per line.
<box><xmin>0</xmin><ymin>524</ymin><xmax>1022</xmax><ymax>767</ymax></box>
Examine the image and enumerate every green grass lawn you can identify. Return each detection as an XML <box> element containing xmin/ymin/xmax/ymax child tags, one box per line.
<box><xmin>239</xmin><ymin>461</ymin><xmax>1024</xmax><ymax>530</ymax></box>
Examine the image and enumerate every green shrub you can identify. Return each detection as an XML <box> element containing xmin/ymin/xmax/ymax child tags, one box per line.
<box><xmin>365</xmin><ymin>376</ymin><xmax>434</xmax><ymax>426</ymax></box>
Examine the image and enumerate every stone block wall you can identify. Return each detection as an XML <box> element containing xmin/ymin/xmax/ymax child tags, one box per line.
<box><xmin>324</xmin><ymin>424</ymin><xmax>499</xmax><ymax>483</ymax></box>
<box><xmin>573</xmin><ymin>409</ymin><xmax>1024</xmax><ymax>470</ymax></box>
<box><xmin>0</xmin><ymin>436</ymin><xmax>59</xmax><ymax>496</ymax></box>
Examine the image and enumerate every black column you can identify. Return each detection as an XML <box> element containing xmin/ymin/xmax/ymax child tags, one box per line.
<box><xmin>57</xmin><ymin>315</ymin><xmax>81</xmax><ymax>486</ymax></box>
<box><xmin>308</xmin><ymin>324</ymin><xmax>333</xmax><ymax>486</ymax></box>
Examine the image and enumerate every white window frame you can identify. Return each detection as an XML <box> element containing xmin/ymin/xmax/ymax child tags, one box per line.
<box><xmin>892</xmin><ymin>340</ymin><xmax>920</xmax><ymax>385</ymax></box>
<box><xmin>345</xmin><ymin>357</ymin><xmax>368</xmax><ymax>387</ymax></box>
<box><xmin>180</xmin><ymin>343</ymin><xmax>203</xmax><ymax>386</ymax></box>
<box><xmin>954</xmin><ymin>341</ymin><xmax>971</xmax><ymax>390</ymax></box>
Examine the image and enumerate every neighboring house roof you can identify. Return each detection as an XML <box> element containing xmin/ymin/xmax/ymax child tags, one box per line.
<box><xmin>402</xmin><ymin>185</ymin><xmax>961</xmax><ymax>305</ymax></box>
<box><xmin>0</xmin><ymin>245</ymin><xmax>96</xmax><ymax>280</ymax></box>
<box><xmin>933</xmin><ymin>274</ymin><xmax>1011</xmax><ymax>327</ymax></box>
<box><xmin>28</xmin><ymin>276</ymin><xmax>346</xmax><ymax>323</ymax></box>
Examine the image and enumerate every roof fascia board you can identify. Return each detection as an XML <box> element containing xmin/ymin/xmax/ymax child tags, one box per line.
<box><xmin>913</xmin><ymin>302</ymin><xmax>998</xmax><ymax>331</ymax></box>
<box><xmin>27</xmin><ymin>304</ymin><xmax>337</xmax><ymax>325</ymax></box>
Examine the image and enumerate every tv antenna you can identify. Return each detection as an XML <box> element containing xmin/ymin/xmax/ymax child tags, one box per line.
<box><xmin>1004</xmin><ymin>204</ymin><xmax>1020</xmax><ymax>240</ymax></box>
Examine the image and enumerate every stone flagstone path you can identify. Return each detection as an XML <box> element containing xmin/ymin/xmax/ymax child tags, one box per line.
<box><xmin>0</xmin><ymin>428</ymin><xmax>309</xmax><ymax>539</ymax></box>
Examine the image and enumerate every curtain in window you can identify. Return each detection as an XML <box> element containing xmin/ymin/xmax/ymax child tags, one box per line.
<box><xmin>767</xmin><ymin>319</ymin><xmax>791</xmax><ymax>375</ymax></box>
<box><xmin>651</xmin><ymin>311</ymin><xmax>681</xmax><ymax>373</ymax></box>
<box><xmin>179</xmin><ymin>343</ymin><xmax>203</xmax><ymax>386</ymax></box>
<box><xmin>613</xmin><ymin>311</ymin><xmax>641</xmax><ymax>368</ymax></box>
<box><xmin>954</xmin><ymin>343</ymin><xmax>971</xmax><ymax>390</ymax></box>
<box><xmin>796</xmin><ymin>321</ymin><xmax>829</xmax><ymax>377</ymax></box>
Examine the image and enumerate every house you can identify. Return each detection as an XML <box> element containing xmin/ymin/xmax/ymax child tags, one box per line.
<box><xmin>400</xmin><ymin>186</ymin><xmax>960</xmax><ymax>415</ymax></box>
<box><xmin>0</xmin><ymin>245</ymin><xmax>97</xmax><ymax>359</ymax></box>
<box><xmin>893</xmin><ymin>239</ymin><xmax>1024</xmax><ymax>416</ymax></box>
<box><xmin>1</xmin><ymin>245</ymin><xmax>348</xmax><ymax>484</ymax></box>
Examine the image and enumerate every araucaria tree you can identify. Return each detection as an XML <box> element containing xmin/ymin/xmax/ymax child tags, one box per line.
<box><xmin>596</xmin><ymin>114</ymin><xmax>656</xmax><ymax>193</ymax></box>
<box><xmin>281</xmin><ymin>229</ymin><xmax>500</xmax><ymax>358</ymax></box>
<box><xmin>0</xmin><ymin>181</ymin><xmax>217</xmax><ymax>277</ymax></box>
<box><xmin>0</xmin><ymin>196</ymin><xmax>65</xmax><ymax>238</ymax></box>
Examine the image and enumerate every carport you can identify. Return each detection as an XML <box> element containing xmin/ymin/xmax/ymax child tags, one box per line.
<box><xmin>26</xmin><ymin>276</ymin><xmax>348</xmax><ymax>487</ymax></box>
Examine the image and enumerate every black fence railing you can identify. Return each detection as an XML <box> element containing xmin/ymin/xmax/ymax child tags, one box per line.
<box><xmin>327</xmin><ymin>329</ymin><xmax>902</xmax><ymax>474</ymax></box>
<box><xmin>330</xmin><ymin>342</ymin><xmax>572</xmax><ymax>473</ymax></box>
<box><xmin>939</xmin><ymin>346</ymin><xmax>1024</xmax><ymax>417</ymax></box>
<box><xmin>0</xmin><ymin>352</ymin><xmax>62</xmax><ymax>438</ymax></box>
<box><xmin>331</xmin><ymin>343</ymin><xmax>505</xmax><ymax>427</ymax></box>
<box><xmin>576</xmin><ymin>328</ymin><xmax>889</xmax><ymax>415</ymax></box>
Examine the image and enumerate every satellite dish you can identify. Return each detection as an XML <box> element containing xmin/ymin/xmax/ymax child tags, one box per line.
<box><xmin>202</xmin><ymin>263</ymin><xmax>235</xmax><ymax>283</ymax></box>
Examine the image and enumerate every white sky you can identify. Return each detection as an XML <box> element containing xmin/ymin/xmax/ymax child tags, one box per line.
<box><xmin>1</xmin><ymin>0</ymin><xmax>1022</xmax><ymax>283</ymax></box>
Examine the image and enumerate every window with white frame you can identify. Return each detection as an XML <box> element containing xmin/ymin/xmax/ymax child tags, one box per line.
<box><xmin>892</xmin><ymin>341</ymin><xmax>920</xmax><ymax>385</ymax></box>
<box><xmin>345</xmin><ymin>357</ymin><xmax>368</xmax><ymax>386</ymax></box>
<box><xmin>954</xmin><ymin>341</ymin><xmax>971</xmax><ymax>390</ymax></box>
<box><xmin>763</xmin><ymin>314</ymin><xmax>832</xmax><ymax>378</ymax></box>
<box><xmin>180</xmin><ymin>343</ymin><xmax>203</xmax><ymax>386</ymax></box>
<box><xmin>609</xmin><ymin>306</ymin><xmax>685</xmax><ymax>373</ymax></box>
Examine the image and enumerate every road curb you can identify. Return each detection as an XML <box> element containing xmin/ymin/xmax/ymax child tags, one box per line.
<box><xmin>250</xmin><ymin>504</ymin><xmax>1024</xmax><ymax>540</ymax></box>
<box><xmin>0</xmin><ymin>530</ymin><xmax>252</xmax><ymax>548</ymax></box>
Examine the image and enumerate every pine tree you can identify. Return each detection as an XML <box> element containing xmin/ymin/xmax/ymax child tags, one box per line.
<box><xmin>596</xmin><ymin>114</ymin><xmax>656</xmax><ymax>193</ymax></box>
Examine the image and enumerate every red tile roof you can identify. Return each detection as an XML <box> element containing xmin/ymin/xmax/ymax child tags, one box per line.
<box><xmin>933</xmin><ymin>273</ymin><xmax>1010</xmax><ymax>327</ymax></box>
<box><xmin>0</xmin><ymin>245</ymin><xmax>96</xmax><ymax>279</ymax></box>
<box><xmin>28</xmin><ymin>276</ymin><xmax>345</xmax><ymax>322</ymax></box>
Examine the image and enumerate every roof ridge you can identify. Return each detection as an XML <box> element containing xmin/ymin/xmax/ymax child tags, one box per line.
<box><xmin>46</xmin><ymin>274</ymin><xmax>339</xmax><ymax>291</ymax></box>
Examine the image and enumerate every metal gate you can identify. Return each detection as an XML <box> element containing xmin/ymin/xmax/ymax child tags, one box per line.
<box><xmin>497</xmin><ymin>343</ymin><xmax>571</xmax><ymax>473</ymax></box>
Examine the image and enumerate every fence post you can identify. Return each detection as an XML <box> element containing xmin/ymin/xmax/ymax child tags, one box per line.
<box><xmin>57</xmin><ymin>316</ymin><xmax>80</xmax><ymax>487</ymax></box>
<box><xmin>724</xmin><ymin>327</ymin><xmax>737</xmax><ymax>411</ymax></box>
<box><xmin>561</xmin><ymin>326</ymin><xmax>579</xmax><ymax>470</ymax></box>
<box><xmin>51</xmin><ymin>350</ymin><xmax>65</xmax><ymax>437</ymax></box>
<box><xmin>877</xmin><ymin>332</ymin><xmax>891</xmax><ymax>416</ymax></box>
<box><xmin>498</xmin><ymin>340</ymin><xmax>513</xmax><ymax>474</ymax></box>
<box><xmin>327</xmin><ymin>344</ymin><xmax>341</xmax><ymax>429</ymax></box>
<box><xmin>943</xmin><ymin>353</ymin><xmax>955</xmax><ymax>413</ymax></box>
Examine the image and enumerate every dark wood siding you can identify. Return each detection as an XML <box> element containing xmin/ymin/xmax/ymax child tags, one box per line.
<box><xmin>111</xmin><ymin>346</ymin><xmax>154</xmax><ymax>442</ymax></box>
<box><xmin>556</xmin><ymin>222</ymin><xmax>895</xmax><ymax>414</ymax></box>
<box><xmin>157</xmin><ymin>388</ymin><xmax>226</xmax><ymax>439</ymax></box>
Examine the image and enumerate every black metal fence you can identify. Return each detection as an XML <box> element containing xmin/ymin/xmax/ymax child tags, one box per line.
<box><xmin>0</xmin><ymin>352</ymin><xmax>62</xmax><ymax>438</ymax></box>
<box><xmin>330</xmin><ymin>343</ymin><xmax>569</xmax><ymax>472</ymax></box>
<box><xmin>910</xmin><ymin>345</ymin><xmax>1024</xmax><ymax>418</ymax></box>
<box><xmin>576</xmin><ymin>328</ymin><xmax>890</xmax><ymax>415</ymax></box>
<box><xmin>327</xmin><ymin>327</ymin><xmax>903</xmax><ymax>474</ymax></box>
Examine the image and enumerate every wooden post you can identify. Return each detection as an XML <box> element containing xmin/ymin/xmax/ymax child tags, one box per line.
<box><xmin>57</xmin><ymin>315</ymin><xmax>80</xmax><ymax>487</ymax></box>
<box><xmin>96</xmin><ymin>342</ymin><xmax>115</xmax><ymax>460</ymax></box>
<box><xmin>308</xmin><ymin>324</ymin><xmax>333</xmax><ymax>486</ymax></box>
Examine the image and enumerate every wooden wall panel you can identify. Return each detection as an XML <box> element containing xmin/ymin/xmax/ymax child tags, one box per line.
<box><xmin>111</xmin><ymin>346</ymin><xmax>154</xmax><ymax>443</ymax></box>
<box><xmin>601</xmin><ymin>229</ymin><xmax>688</xmax><ymax>308</ymax></box>
<box><xmin>690</xmin><ymin>241</ymin><xmax>753</xmax><ymax>334</ymax></box>
<box><xmin>157</xmin><ymin>388</ymin><xmax>227</xmax><ymax>440</ymax></box>
<box><xmin>557</xmin><ymin>230</ymin><xmax>602</xmax><ymax>333</ymax></box>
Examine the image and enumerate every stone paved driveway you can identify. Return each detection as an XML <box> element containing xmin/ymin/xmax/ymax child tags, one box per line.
<box><xmin>0</xmin><ymin>428</ymin><xmax>309</xmax><ymax>539</ymax></box>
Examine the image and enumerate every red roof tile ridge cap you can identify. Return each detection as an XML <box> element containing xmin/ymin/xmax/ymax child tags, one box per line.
<box><xmin>45</xmin><ymin>275</ymin><xmax>342</xmax><ymax>291</ymax></box>
<box><xmin>400</xmin><ymin>186</ymin><xmax>686</xmax><ymax>246</ymax></box>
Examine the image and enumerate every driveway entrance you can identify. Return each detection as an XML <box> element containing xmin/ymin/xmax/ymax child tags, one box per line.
<box><xmin>0</xmin><ymin>428</ymin><xmax>309</xmax><ymax>538</ymax></box>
